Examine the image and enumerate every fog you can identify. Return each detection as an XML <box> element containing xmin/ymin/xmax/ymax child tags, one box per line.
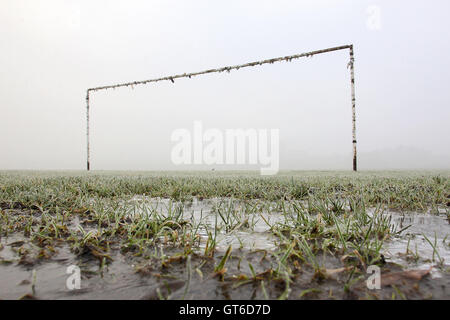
<box><xmin>1</xmin><ymin>0</ymin><xmax>449</xmax><ymax>171</ymax></box>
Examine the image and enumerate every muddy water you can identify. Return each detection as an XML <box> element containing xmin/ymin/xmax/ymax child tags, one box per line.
<box><xmin>381</xmin><ymin>209</ymin><xmax>450</xmax><ymax>278</ymax></box>
<box><xmin>0</xmin><ymin>239</ymin><xmax>160</xmax><ymax>299</ymax></box>
<box><xmin>0</xmin><ymin>197</ymin><xmax>284</xmax><ymax>300</ymax></box>
<box><xmin>1</xmin><ymin>198</ymin><xmax>449</xmax><ymax>300</ymax></box>
<box><xmin>130</xmin><ymin>197</ymin><xmax>450</xmax><ymax>267</ymax></box>
<box><xmin>127</xmin><ymin>197</ymin><xmax>283</xmax><ymax>252</ymax></box>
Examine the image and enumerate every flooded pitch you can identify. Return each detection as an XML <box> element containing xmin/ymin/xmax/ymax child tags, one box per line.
<box><xmin>1</xmin><ymin>197</ymin><xmax>449</xmax><ymax>300</ymax></box>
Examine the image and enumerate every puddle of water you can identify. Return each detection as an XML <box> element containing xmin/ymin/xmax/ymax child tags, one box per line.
<box><xmin>2</xmin><ymin>197</ymin><xmax>449</xmax><ymax>299</ymax></box>
<box><xmin>127</xmin><ymin>197</ymin><xmax>450</xmax><ymax>272</ymax></box>
<box><xmin>0</xmin><ymin>235</ymin><xmax>75</xmax><ymax>299</ymax></box>
<box><xmin>380</xmin><ymin>210</ymin><xmax>450</xmax><ymax>277</ymax></box>
<box><xmin>0</xmin><ymin>235</ymin><xmax>154</xmax><ymax>299</ymax></box>
<box><xmin>126</xmin><ymin>197</ymin><xmax>283</xmax><ymax>252</ymax></box>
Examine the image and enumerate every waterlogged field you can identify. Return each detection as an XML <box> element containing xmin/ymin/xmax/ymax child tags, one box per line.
<box><xmin>0</xmin><ymin>170</ymin><xmax>449</xmax><ymax>300</ymax></box>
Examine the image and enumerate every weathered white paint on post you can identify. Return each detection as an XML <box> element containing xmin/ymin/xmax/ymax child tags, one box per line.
<box><xmin>86</xmin><ymin>90</ymin><xmax>90</xmax><ymax>171</ymax></box>
<box><xmin>349</xmin><ymin>45</ymin><xmax>357</xmax><ymax>172</ymax></box>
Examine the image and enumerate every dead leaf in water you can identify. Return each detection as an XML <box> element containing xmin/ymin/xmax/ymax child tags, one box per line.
<box><xmin>18</xmin><ymin>254</ymin><xmax>36</xmax><ymax>266</ymax></box>
<box><xmin>87</xmin><ymin>245</ymin><xmax>112</xmax><ymax>261</ymax></box>
<box><xmin>19</xmin><ymin>279</ymin><xmax>31</xmax><ymax>286</ymax></box>
<box><xmin>381</xmin><ymin>267</ymin><xmax>432</xmax><ymax>287</ymax></box>
<box><xmin>325</xmin><ymin>266</ymin><xmax>354</xmax><ymax>278</ymax></box>
<box><xmin>8</xmin><ymin>241</ymin><xmax>25</xmax><ymax>248</ymax></box>
<box><xmin>19</xmin><ymin>293</ymin><xmax>38</xmax><ymax>300</ymax></box>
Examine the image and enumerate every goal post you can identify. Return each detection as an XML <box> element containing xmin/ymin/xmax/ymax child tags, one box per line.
<box><xmin>85</xmin><ymin>44</ymin><xmax>358</xmax><ymax>172</ymax></box>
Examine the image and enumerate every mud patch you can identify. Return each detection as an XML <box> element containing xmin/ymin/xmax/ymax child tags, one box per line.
<box><xmin>1</xmin><ymin>198</ymin><xmax>449</xmax><ymax>300</ymax></box>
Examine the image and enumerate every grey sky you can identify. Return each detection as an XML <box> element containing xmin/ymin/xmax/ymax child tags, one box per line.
<box><xmin>1</xmin><ymin>0</ymin><xmax>449</xmax><ymax>170</ymax></box>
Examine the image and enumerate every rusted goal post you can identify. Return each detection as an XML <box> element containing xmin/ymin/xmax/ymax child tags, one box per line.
<box><xmin>86</xmin><ymin>44</ymin><xmax>358</xmax><ymax>171</ymax></box>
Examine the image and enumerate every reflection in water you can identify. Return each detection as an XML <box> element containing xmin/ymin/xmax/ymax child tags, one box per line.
<box><xmin>377</xmin><ymin>209</ymin><xmax>450</xmax><ymax>278</ymax></box>
<box><xmin>128</xmin><ymin>196</ymin><xmax>283</xmax><ymax>252</ymax></box>
<box><xmin>129</xmin><ymin>197</ymin><xmax>450</xmax><ymax>276</ymax></box>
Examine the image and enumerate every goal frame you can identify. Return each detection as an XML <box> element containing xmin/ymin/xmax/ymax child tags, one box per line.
<box><xmin>85</xmin><ymin>44</ymin><xmax>358</xmax><ymax>171</ymax></box>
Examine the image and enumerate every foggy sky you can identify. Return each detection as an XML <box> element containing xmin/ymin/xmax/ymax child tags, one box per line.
<box><xmin>1</xmin><ymin>0</ymin><xmax>449</xmax><ymax>171</ymax></box>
